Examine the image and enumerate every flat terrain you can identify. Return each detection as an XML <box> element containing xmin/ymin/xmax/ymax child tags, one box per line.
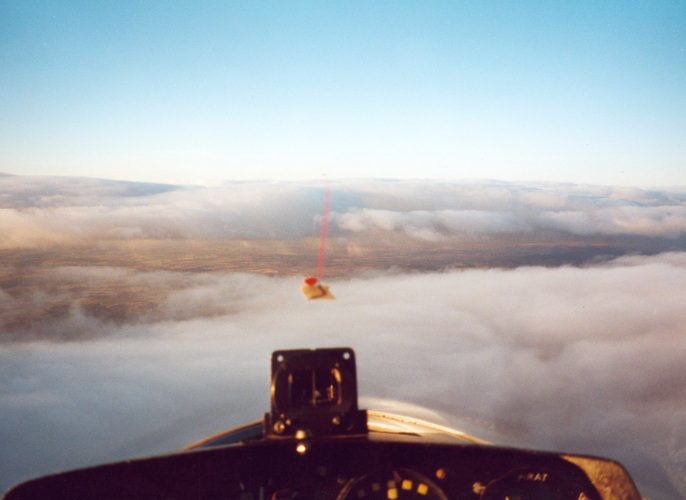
<box><xmin>0</xmin><ymin>234</ymin><xmax>673</xmax><ymax>341</ymax></box>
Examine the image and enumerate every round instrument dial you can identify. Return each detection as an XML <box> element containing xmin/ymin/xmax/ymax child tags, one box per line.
<box><xmin>337</xmin><ymin>467</ymin><xmax>448</xmax><ymax>500</ymax></box>
<box><xmin>479</xmin><ymin>467</ymin><xmax>594</xmax><ymax>500</ymax></box>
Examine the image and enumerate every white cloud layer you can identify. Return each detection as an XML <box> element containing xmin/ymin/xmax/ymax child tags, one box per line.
<box><xmin>1</xmin><ymin>254</ymin><xmax>685</xmax><ymax>499</ymax></box>
<box><xmin>2</xmin><ymin>176</ymin><xmax>686</xmax><ymax>248</ymax></box>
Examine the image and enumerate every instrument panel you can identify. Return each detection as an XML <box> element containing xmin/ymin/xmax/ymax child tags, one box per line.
<box><xmin>232</xmin><ymin>437</ymin><xmax>603</xmax><ymax>500</ymax></box>
<box><xmin>3</xmin><ymin>434</ymin><xmax>639</xmax><ymax>499</ymax></box>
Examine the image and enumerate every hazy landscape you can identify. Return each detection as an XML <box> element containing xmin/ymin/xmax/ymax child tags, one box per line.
<box><xmin>1</xmin><ymin>174</ymin><xmax>686</xmax><ymax>498</ymax></box>
<box><xmin>3</xmin><ymin>174</ymin><xmax>686</xmax><ymax>340</ymax></box>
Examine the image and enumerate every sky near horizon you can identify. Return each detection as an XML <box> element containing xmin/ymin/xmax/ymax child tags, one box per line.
<box><xmin>1</xmin><ymin>1</ymin><xmax>685</xmax><ymax>187</ymax></box>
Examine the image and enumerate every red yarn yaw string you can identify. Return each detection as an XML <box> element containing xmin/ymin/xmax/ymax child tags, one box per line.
<box><xmin>317</xmin><ymin>185</ymin><xmax>331</xmax><ymax>281</ymax></box>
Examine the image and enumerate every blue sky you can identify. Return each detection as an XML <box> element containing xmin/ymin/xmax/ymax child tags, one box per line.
<box><xmin>2</xmin><ymin>1</ymin><xmax>684</xmax><ymax>186</ymax></box>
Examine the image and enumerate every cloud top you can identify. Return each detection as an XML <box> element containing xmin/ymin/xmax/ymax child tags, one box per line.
<box><xmin>2</xmin><ymin>176</ymin><xmax>686</xmax><ymax>250</ymax></box>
